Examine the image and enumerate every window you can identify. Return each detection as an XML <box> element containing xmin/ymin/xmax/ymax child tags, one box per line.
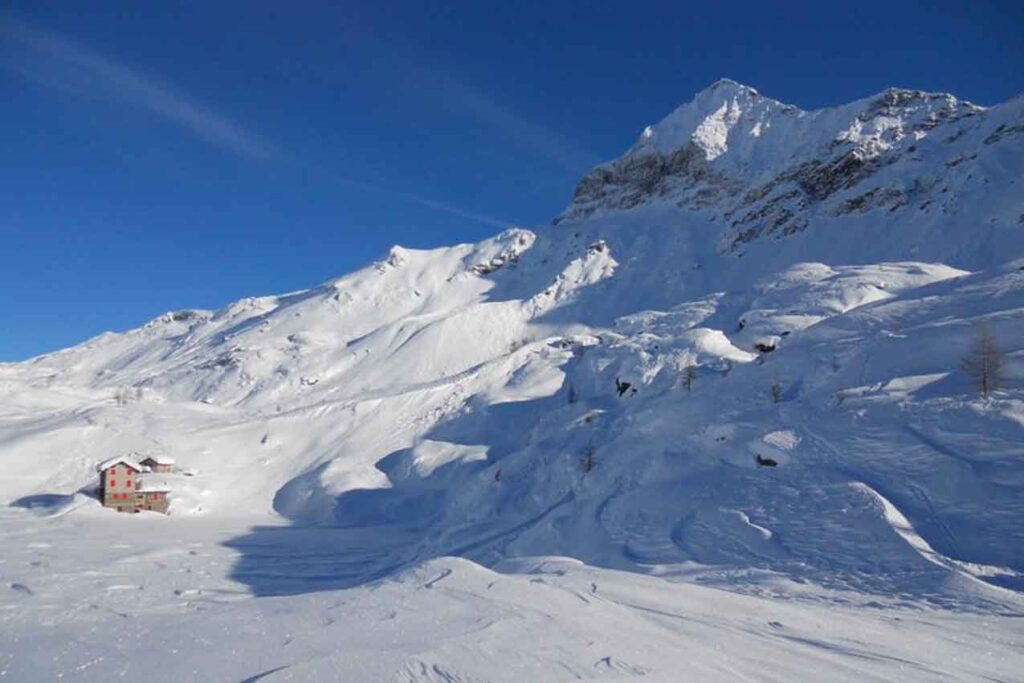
<box><xmin>109</xmin><ymin>480</ymin><xmax>116</xmax><ymax>487</ymax></box>
<box><xmin>126</xmin><ymin>480</ymin><xmax>132</xmax><ymax>487</ymax></box>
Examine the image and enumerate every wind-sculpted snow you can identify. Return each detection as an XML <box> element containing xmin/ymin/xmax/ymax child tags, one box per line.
<box><xmin>4</xmin><ymin>521</ymin><xmax>1021</xmax><ymax>682</ymax></box>
<box><xmin>2</xmin><ymin>81</ymin><xmax>1024</xmax><ymax>680</ymax></box>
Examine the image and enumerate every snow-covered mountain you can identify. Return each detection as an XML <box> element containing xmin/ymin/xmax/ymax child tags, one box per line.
<box><xmin>563</xmin><ymin>79</ymin><xmax>1023</xmax><ymax>266</ymax></box>
<box><xmin>2</xmin><ymin>81</ymin><xmax>1024</xmax><ymax>681</ymax></box>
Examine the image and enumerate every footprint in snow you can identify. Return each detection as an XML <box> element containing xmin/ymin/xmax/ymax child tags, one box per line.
<box><xmin>10</xmin><ymin>583</ymin><xmax>34</xmax><ymax>596</ymax></box>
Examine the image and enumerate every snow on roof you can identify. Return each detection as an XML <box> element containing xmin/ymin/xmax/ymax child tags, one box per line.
<box><xmin>139</xmin><ymin>455</ymin><xmax>175</xmax><ymax>465</ymax></box>
<box><xmin>137</xmin><ymin>477</ymin><xmax>171</xmax><ymax>493</ymax></box>
<box><xmin>96</xmin><ymin>457</ymin><xmax>143</xmax><ymax>473</ymax></box>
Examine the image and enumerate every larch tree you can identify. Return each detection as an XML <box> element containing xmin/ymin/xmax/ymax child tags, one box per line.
<box><xmin>961</xmin><ymin>322</ymin><xmax>1003</xmax><ymax>398</ymax></box>
<box><xmin>683</xmin><ymin>365</ymin><xmax>696</xmax><ymax>392</ymax></box>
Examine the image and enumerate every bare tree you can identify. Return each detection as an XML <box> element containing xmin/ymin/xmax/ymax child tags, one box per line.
<box><xmin>961</xmin><ymin>322</ymin><xmax>1003</xmax><ymax>397</ymax></box>
<box><xmin>580</xmin><ymin>447</ymin><xmax>596</xmax><ymax>474</ymax></box>
<box><xmin>682</xmin><ymin>365</ymin><xmax>696</xmax><ymax>392</ymax></box>
<box><xmin>770</xmin><ymin>376</ymin><xmax>782</xmax><ymax>404</ymax></box>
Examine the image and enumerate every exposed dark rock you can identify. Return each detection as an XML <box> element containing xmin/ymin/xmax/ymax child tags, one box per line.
<box><xmin>984</xmin><ymin>123</ymin><xmax>1024</xmax><ymax>145</ymax></box>
<box><xmin>198</xmin><ymin>354</ymin><xmax>240</xmax><ymax>370</ymax></box>
<box><xmin>794</xmin><ymin>152</ymin><xmax>875</xmax><ymax>201</ymax></box>
<box><xmin>833</xmin><ymin>187</ymin><xmax>907</xmax><ymax>215</ymax></box>
<box><xmin>560</xmin><ymin>143</ymin><xmax>735</xmax><ymax>222</ymax></box>
<box><xmin>946</xmin><ymin>154</ymin><xmax>977</xmax><ymax>167</ymax></box>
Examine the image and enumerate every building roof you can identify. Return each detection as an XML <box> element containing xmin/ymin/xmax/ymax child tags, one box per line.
<box><xmin>139</xmin><ymin>455</ymin><xmax>175</xmax><ymax>465</ymax></box>
<box><xmin>96</xmin><ymin>457</ymin><xmax>143</xmax><ymax>473</ymax></box>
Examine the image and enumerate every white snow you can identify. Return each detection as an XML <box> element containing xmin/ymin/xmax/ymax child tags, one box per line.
<box><xmin>762</xmin><ymin>429</ymin><xmax>799</xmax><ymax>450</ymax></box>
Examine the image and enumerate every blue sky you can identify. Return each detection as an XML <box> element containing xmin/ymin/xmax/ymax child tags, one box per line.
<box><xmin>2</xmin><ymin>1</ymin><xmax>1022</xmax><ymax>360</ymax></box>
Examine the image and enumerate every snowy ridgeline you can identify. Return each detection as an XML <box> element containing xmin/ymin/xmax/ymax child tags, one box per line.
<box><xmin>1</xmin><ymin>81</ymin><xmax>1024</xmax><ymax>681</ymax></box>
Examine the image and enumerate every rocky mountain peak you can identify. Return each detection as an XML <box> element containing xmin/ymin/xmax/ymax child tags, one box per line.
<box><xmin>689</xmin><ymin>77</ymin><xmax>764</xmax><ymax>106</ymax></box>
<box><xmin>556</xmin><ymin>82</ymin><xmax>1021</xmax><ymax>263</ymax></box>
<box><xmin>627</xmin><ymin>79</ymin><xmax>789</xmax><ymax>161</ymax></box>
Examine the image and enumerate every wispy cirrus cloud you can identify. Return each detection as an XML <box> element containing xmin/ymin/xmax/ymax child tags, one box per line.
<box><xmin>327</xmin><ymin>16</ymin><xmax>602</xmax><ymax>174</ymax></box>
<box><xmin>0</xmin><ymin>15</ymin><xmax>515</xmax><ymax>228</ymax></box>
<box><xmin>312</xmin><ymin>168</ymin><xmax>511</xmax><ymax>229</ymax></box>
<box><xmin>0</xmin><ymin>15</ymin><xmax>275</xmax><ymax>159</ymax></box>
<box><xmin>432</xmin><ymin>77</ymin><xmax>603</xmax><ymax>174</ymax></box>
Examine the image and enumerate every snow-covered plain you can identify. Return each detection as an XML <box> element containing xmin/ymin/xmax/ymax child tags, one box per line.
<box><xmin>2</xmin><ymin>81</ymin><xmax>1024</xmax><ymax>681</ymax></box>
<box><xmin>3</xmin><ymin>513</ymin><xmax>1022</xmax><ymax>682</ymax></box>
